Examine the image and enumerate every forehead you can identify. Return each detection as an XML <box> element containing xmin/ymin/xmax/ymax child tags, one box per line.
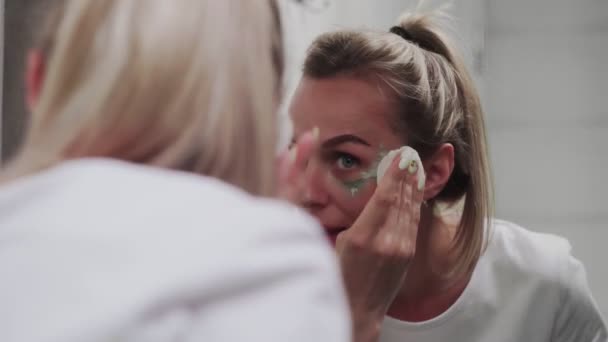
<box><xmin>289</xmin><ymin>76</ymin><xmax>399</xmax><ymax>143</ymax></box>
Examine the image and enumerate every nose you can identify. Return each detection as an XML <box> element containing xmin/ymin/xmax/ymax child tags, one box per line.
<box><xmin>300</xmin><ymin>157</ymin><xmax>330</xmax><ymax>211</ymax></box>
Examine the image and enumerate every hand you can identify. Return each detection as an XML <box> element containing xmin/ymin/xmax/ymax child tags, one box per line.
<box><xmin>276</xmin><ymin>128</ymin><xmax>318</xmax><ymax>203</ymax></box>
<box><xmin>336</xmin><ymin>154</ymin><xmax>424</xmax><ymax>342</ymax></box>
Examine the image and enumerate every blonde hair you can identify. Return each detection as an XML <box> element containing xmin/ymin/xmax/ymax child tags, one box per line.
<box><xmin>303</xmin><ymin>11</ymin><xmax>494</xmax><ymax>277</ymax></box>
<box><xmin>5</xmin><ymin>0</ymin><xmax>283</xmax><ymax>197</ymax></box>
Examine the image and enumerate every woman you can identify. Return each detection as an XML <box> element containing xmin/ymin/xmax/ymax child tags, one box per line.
<box><xmin>0</xmin><ymin>1</ymin><xmax>350</xmax><ymax>341</ymax></box>
<box><xmin>285</xmin><ymin>10</ymin><xmax>607</xmax><ymax>342</ymax></box>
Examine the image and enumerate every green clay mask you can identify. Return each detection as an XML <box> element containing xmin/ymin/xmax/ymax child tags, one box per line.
<box><xmin>341</xmin><ymin>172</ymin><xmax>375</xmax><ymax>196</ymax></box>
<box><xmin>339</xmin><ymin>149</ymin><xmax>388</xmax><ymax>197</ymax></box>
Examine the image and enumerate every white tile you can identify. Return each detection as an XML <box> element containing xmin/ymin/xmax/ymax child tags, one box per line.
<box><xmin>488</xmin><ymin>0</ymin><xmax>608</xmax><ymax>33</ymax></box>
<box><xmin>488</xmin><ymin>126</ymin><xmax>608</xmax><ymax>220</ymax></box>
<box><xmin>484</xmin><ymin>33</ymin><xmax>608</xmax><ymax>126</ymax></box>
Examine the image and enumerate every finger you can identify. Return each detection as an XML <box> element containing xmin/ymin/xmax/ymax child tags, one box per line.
<box><xmin>349</xmin><ymin>153</ymin><xmax>406</xmax><ymax>236</ymax></box>
<box><xmin>404</xmin><ymin>170</ymin><xmax>424</xmax><ymax>257</ymax></box>
<box><xmin>277</xmin><ymin>128</ymin><xmax>318</xmax><ymax>183</ymax></box>
<box><xmin>372</xmin><ymin>152</ymin><xmax>410</xmax><ymax>212</ymax></box>
<box><xmin>276</xmin><ymin>149</ymin><xmax>298</xmax><ymax>202</ymax></box>
<box><xmin>376</xmin><ymin>156</ymin><xmax>420</xmax><ymax>259</ymax></box>
<box><xmin>410</xmin><ymin>160</ymin><xmax>425</xmax><ymax>217</ymax></box>
<box><xmin>277</xmin><ymin>149</ymin><xmax>291</xmax><ymax>186</ymax></box>
<box><xmin>286</xmin><ymin>128</ymin><xmax>319</xmax><ymax>184</ymax></box>
<box><xmin>365</xmin><ymin>152</ymin><xmax>423</xmax><ymax>239</ymax></box>
<box><xmin>399</xmin><ymin>158</ymin><xmax>422</xmax><ymax>239</ymax></box>
<box><xmin>277</xmin><ymin>128</ymin><xmax>321</xmax><ymax>203</ymax></box>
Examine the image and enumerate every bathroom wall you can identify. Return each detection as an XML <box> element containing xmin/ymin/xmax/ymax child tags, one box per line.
<box><xmin>485</xmin><ymin>0</ymin><xmax>608</xmax><ymax>317</ymax></box>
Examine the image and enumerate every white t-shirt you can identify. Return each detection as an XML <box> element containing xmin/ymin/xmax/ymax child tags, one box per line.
<box><xmin>380</xmin><ymin>219</ymin><xmax>607</xmax><ymax>342</ymax></box>
<box><xmin>0</xmin><ymin>159</ymin><xmax>351</xmax><ymax>342</ymax></box>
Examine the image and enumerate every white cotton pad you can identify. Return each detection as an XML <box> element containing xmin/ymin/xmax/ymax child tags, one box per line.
<box><xmin>376</xmin><ymin>146</ymin><xmax>426</xmax><ymax>190</ymax></box>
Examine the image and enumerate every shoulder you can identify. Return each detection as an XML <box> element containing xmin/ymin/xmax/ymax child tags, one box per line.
<box><xmin>0</xmin><ymin>160</ymin><xmax>348</xmax><ymax>341</ymax></box>
<box><xmin>484</xmin><ymin>220</ymin><xmax>607</xmax><ymax>340</ymax></box>
<box><xmin>0</xmin><ymin>158</ymin><xmax>330</xmax><ymax>272</ymax></box>
<box><xmin>486</xmin><ymin>219</ymin><xmax>573</xmax><ymax>281</ymax></box>
<box><xmin>62</xmin><ymin>158</ymin><xmax>324</xmax><ymax>238</ymax></box>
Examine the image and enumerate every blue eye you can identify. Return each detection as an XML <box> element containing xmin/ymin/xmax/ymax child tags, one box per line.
<box><xmin>336</xmin><ymin>154</ymin><xmax>359</xmax><ymax>170</ymax></box>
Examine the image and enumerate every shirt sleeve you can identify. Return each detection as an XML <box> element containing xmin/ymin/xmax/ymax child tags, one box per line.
<box><xmin>551</xmin><ymin>251</ymin><xmax>608</xmax><ymax>342</ymax></box>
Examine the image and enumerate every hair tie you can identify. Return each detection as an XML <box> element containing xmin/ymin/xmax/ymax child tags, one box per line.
<box><xmin>389</xmin><ymin>26</ymin><xmax>438</xmax><ymax>54</ymax></box>
<box><xmin>390</xmin><ymin>26</ymin><xmax>414</xmax><ymax>42</ymax></box>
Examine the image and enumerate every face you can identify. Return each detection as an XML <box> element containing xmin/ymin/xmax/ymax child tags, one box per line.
<box><xmin>289</xmin><ymin>76</ymin><xmax>405</xmax><ymax>244</ymax></box>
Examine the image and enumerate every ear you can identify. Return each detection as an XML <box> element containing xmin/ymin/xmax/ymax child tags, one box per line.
<box><xmin>25</xmin><ymin>49</ymin><xmax>46</xmax><ymax>112</ymax></box>
<box><xmin>422</xmin><ymin>143</ymin><xmax>454</xmax><ymax>200</ymax></box>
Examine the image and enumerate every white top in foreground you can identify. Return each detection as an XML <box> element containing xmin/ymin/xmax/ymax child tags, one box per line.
<box><xmin>380</xmin><ymin>219</ymin><xmax>608</xmax><ymax>342</ymax></box>
<box><xmin>0</xmin><ymin>159</ymin><xmax>351</xmax><ymax>342</ymax></box>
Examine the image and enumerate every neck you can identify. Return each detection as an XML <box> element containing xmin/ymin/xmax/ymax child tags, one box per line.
<box><xmin>386</xmin><ymin>203</ymin><xmax>472</xmax><ymax>322</ymax></box>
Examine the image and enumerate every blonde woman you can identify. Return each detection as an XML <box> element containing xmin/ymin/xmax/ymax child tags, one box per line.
<box><xmin>284</xmin><ymin>10</ymin><xmax>608</xmax><ymax>342</ymax></box>
<box><xmin>0</xmin><ymin>1</ymin><xmax>350</xmax><ymax>341</ymax></box>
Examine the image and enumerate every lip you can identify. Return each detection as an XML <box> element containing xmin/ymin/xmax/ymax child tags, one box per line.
<box><xmin>324</xmin><ymin>227</ymin><xmax>348</xmax><ymax>246</ymax></box>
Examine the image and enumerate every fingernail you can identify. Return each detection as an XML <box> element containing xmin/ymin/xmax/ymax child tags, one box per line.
<box><xmin>289</xmin><ymin>146</ymin><xmax>298</xmax><ymax>163</ymax></box>
<box><xmin>398</xmin><ymin>157</ymin><xmax>408</xmax><ymax>170</ymax></box>
<box><xmin>407</xmin><ymin>160</ymin><xmax>418</xmax><ymax>174</ymax></box>
<box><xmin>312</xmin><ymin>127</ymin><xmax>320</xmax><ymax>141</ymax></box>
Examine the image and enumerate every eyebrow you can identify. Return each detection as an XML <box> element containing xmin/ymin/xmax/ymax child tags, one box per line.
<box><xmin>321</xmin><ymin>134</ymin><xmax>371</xmax><ymax>149</ymax></box>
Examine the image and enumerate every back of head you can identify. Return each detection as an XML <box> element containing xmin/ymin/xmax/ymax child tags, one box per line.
<box><xmin>9</xmin><ymin>0</ymin><xmax>283</xmax><ymax>197</ymax></box>
<box><xmin>303</xmin><ymin>9</ymin><xmax>493</xmax><ymax>277</ymax></box>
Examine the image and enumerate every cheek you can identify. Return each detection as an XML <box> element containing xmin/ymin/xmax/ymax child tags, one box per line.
<box><xmin>326</xmin><ymin>177</ymin><xmax>376</xmax><ymax>221</ymax></box>
<box><xmin>346</xmin><ymin>194</ymin><xmax>373</xmax><ymax>221</ymax></box>
<box><xmin>346</xmin><ymin>183</ymin><xmax>376</xmax><ymax>216</ymax></box>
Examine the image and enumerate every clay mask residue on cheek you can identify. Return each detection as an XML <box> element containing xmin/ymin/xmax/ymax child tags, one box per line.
<box><xmin>342</xmin><ymin>180</ymin><xmax>367</xmax><ymax>196</ymax></box>
<box><xmin>341</xmin><ymin>172</ymin><xmax>375</xmax><ymax>196</ymax></box>
<box><xmin>339</xmin><ymin>149</ymin><xmax>388</xmax><ymax>197</ymax></box>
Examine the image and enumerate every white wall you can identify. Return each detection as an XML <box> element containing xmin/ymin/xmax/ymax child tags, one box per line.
<box><xmin>485</xmin><ymin>0</ymin><xmax>608</xmax><ymax>317</ymax></box>
<box><xmin>279</xmin><ymin>0</ymin><xmax>485</xmax><ymax>148</ymax></box>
